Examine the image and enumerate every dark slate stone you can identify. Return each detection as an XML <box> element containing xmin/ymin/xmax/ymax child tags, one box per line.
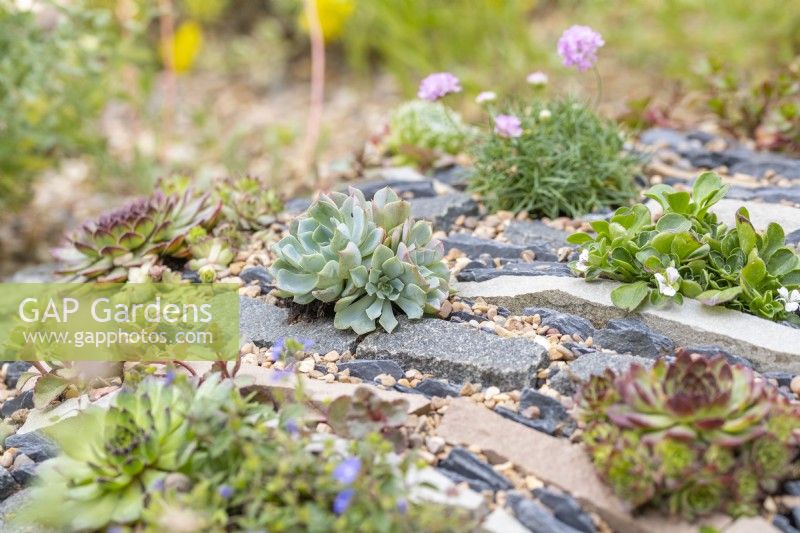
<box><xmin>351</xmin><ymin>178</ymin><xmax>436</xmax><ymax>200</ymax></box>
<box><xmin>726</xmin><ymin>185</ymin><xmax>800</xmax><ymax>205</ymax></box>
<box><xmin>456</xmin><ymin>261</ymin><xmax>572</xmax><ymax>282</ymax></box>
<box><xmin>0</xmin><ymin>469</ymin><xmax>18</xmax><ymax>500</ymax></box>
<box><xmin>9</xmin><ymin>464</ymin><xmax>36</xmax><ymax>487</ymax></box>
<box><xmin>239</xmin><ymin>297</ymin><xmax>359</xmax><ymax>355</ymax></box>
<box><xmin>676</xmin><ymin>345</ymin><xmax>753</xmax><ymax>369</ymax></box>
<box><xmin>534</xmin><ymin>487</ymin><xmax>596</xmax><ymax>533</ymax></box>
<box><xmin>4</xmin><ymin>432</ymin><xmax>58</xmax><ymax>463</ymax></box>
<box><xmin>785</xmin><ymin>480</ymin><xmax>800</xmax><ymax>496</ymax></box>
<box><xmin>239</xmin><ymin>267</ymin><xmax>274</xmax><ymax>294</ymax></box>
<box><xmin>732</xmin><ymin>159</ymin><xmax>800</xmax><ymax>181</ymax></box>
<box><xmin>442</xmin><ymin>233</ymin><xmax>557</xmax><ymax>261</ymax></box>
<box><xmin>432</xmin><ymin>165</ymin><xmax>474</xmax><ymax>190</ymax></box>
<box><xmin>507</xmin><ymin>492</ymin><xmax>582</xmax><ymax>533</ymax></box>
<box><xmin>639</xmin><ymin>128</ymin><xmax>692</xmax><ymax>148</ymax></box>
<box><xmin>593</xmin><ymin>319</ymin><xmax>675</xmax><ymax>359</ymax></box>
<box><xmin>0</xmin><ymin>392</ymin><xmax>33</xmax><ymax>419</ymax></box>
<box><xmin>356</xmin><ymin>317</ymin><xmax>548</xmax><ymax>390</ymax></box>
<box><xmin>522</xmin><ymin>307</ymin><xmax>595</xmax><ymax>338</ymax></box>
<box><xmin>392</xmin><ymin>384</ymin><xmax>423</xmax><ymax>396</ymax></box>
<box><xmin>336</xmin><ymin>360</ymin><xmax>404</xmax><ymax>382</ymax></box>
<box><xmin>774</xmin><ymin>514</ymin><xmax>800</xmax><ymax>533</ymax></box>
<box><xmin>687</xmin><ymin>130</ymin><xmax>716</xmax><ymax>144</ymax></box>
<box><xmin>3</xmin><ymin>363</ymin><xmax>30</xmax><ymax>390</ymax></box>
<box><xmin>284</xmin><ymin>197</ymin><xmax>312</xmax><ymax>214</ymax></box>
<box><xmin>549</xmin><ymin>351</ymin><xmax>654</xmax><ymax>396</ymax></box>
<box><xmin>437</xmin><ymin>468</ymin><xmax>495</xmax><ymax>493</ymax></box>
<box><xmin>181</xmin><ymin>270</ymin><xmax>201</xmax><ymax>283</ymax></box>
<box><xmin>763</xmin><ymin>371</ymin><xmax>795</xmax><ymax>387</ymax></box>
<box><xmin>788</xmin><ymin>229</ymin><xmax>800</xmax><ymax>245</ymax></box>
<box><xmin>449</xmin><ymin>310</ymin><xmax>486</xmax><ymax>324</ymax></box>
<box><xmin>410</xmin><ymin>192</ymin><xmax>479</xmax><ymax>232</ymax></box>
<box><xmin>495</xmin><ymin>406</ymin><xmax>572</xmax><ymax>437</ymax></box>
<box><xmin>520</xmin><ymin>389</ymin><xmax>570</xmax><ymax>425</ymax></box>
<box><xmin>438</xmin><ymin>448</ymin><xmax>512</xmax><ymax>491</ymax></box>
<box><xmin>681</xmin><ymin>148</ymin><xmax>737</xmax><ymax>169</ymax></box>
<box><xmin>503</xmin><ymin>220</ymin><xmax>570</xmax><ymax>249</ymax></box>
<box><xmin>413</xmin><ymin>379</ymin><xmax>462</xmax><ymax>398</ymax></box>
<box><xmin>793</xmin><ymin>509</ymin><xmax>800</xmax><ymax>530</ymax></box>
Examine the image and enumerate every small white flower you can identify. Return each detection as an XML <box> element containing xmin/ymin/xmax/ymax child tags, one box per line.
<box><xmin>538</xmin><ymin>109</ymin><xmax>552</xmax><ymax>121</ymax></box>
<box><xmin>475</xmin><ymin>91</ymin><xmax>497</xmax><ymax>104</ymax></box>
<box><xmin>665</xmin><ymin>266</ymin><xmax>680</xmax><ymax>284</ymax></box>
<box><xmin>526</xmin><ymin>71</ymin><xmax>548</xmax><ymax>87</ymax></box>
<box><xmin>575</xmin><ymin>250</ymin><xmax>590</xmax><ymax>273</ymax></box>
<box><xmin>654</xmin><ymin>272</ymin><xmax>677</xmax><ymax>297</ymax></box>
<box><xmin>777</xmin><ymin>287</ymin><xmax>800</xmax><ymax>313</ymax></box>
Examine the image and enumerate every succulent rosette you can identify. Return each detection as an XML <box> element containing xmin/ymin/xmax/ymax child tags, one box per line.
<box><xmin>215</xmin><ymin>176</ymin><xmax>283</xmax><ymax>231</ymax></box>
<box><xmin>54</xmin><ymin>189</ymin><xmax>221</xmax><ymax>282</ymax></box>
<box><xmin>271</xmin><ymin>187</ymin><xmax>451</xmax><ymax>333</ymax></box>
<box><xmin>577</xmin><ymin>351</ymin><xmax>800</xmax><ymax>520</ymax></box>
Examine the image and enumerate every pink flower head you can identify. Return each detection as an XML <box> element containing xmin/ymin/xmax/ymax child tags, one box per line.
<box><xmin>557</xmin><ymin>25</ymin><xmax>604</xmax><ymax>71</ymax></box>
<box><xmin>494</xmin><ymin>114</ymin><xmax>522</xmax><ymax>138</ymax></box>
<box><xmin>417</xmin><ymin>72</ymin><xmax>462</xmax><ymax>101</ymax></box>
<box><xmin>526</xmin><ymin>71</ymin><xmax>548</xmax><ymax>86</ymax></box>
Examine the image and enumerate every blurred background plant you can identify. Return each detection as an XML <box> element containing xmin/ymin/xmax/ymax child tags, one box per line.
<box><xmin>1</xmin><ymin>0</ymin><xmax>798</xmax><ymax>276</ymax></box>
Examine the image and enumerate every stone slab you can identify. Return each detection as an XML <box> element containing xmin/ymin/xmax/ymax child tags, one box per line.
<box><xmin>436</xmin><ymin>399</ymin><xmax>731</xmax><ymax>533</ymax></box>
<box><xmin>356</xmin><ymin>318</ymin><xmax>548</xmax><ymax>389</ymax></box>
<box><xmin>456</xmin><ymin>275</ymin><xmax>800</xmax><ymax>373</ymax></box>
<box><xmin>711</xmin><ymin>199</ymin><xmax>800</xmax><ymax>233</ymax></box>
<box><xmin>239</xmin><ymin>297</ymin><xmax>360</xmax><ymax>354</ymax></box>
<box><xmin>410</xmin><ymin>192</ymin><xmax>479</xmax><ymax>231</ymax></box>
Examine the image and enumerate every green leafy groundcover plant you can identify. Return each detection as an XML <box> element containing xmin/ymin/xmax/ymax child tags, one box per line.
<box><xmin>568</xmin><ymin>172</ymin><xmax>800</xmax><ymax>323</ymax></box>
<box><xmin>271</xmin><ymin>187</ymin><xmax>451</xmax><ymax>334</ymax></box>
<box><xmin>470</xmin><ymin>98</ymin><xmax>637</xmax><ymax>218</ymax></box>
<box><xmin>24</xmin><ymin>371</ymin><xmax>471</xmax><ymax>532</ymax></box>
<box><xmin>577</xmin><ymin>351</ymin><xmax>800</xmax><ymax>520</ymax></box>
<box><xmin>384</xmin><ymin>100</ymin><xmax>477</xmax><ymax>166</ymax></box>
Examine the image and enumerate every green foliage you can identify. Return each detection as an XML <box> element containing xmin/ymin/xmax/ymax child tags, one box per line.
<box><xmin>26</xmin><ymin>372</ymin><xmax>472</xmax><ymax>532</ymax></box>
<box><xmin>214</xmin><ymin>175</ymin><xmax>283</xmax><ymax>232</ymax></box>
<box><xmin>470</xmin><ymin>98</ymin><xmax>637</xmax><ymax>218</ymax></box>
<box><xmin>328</xmin><ymin>386</ymin><xmax>409</xmax><ymax>450</ymax></box>
<box><xmin>271</xmin><ymin>187</ymin><xmax>451</xmax><ymax>334</ymax></box>
<box><xmin>341</xmin><ymin>0</ymin><xmax>540</xmax><ymax>93</ymax></box>
<box><xmin>576</xmin><ymin>351</ymin><xmax>800</xmax><ymax>520</ymax></box>
<box><xmin>53</xmin><ymin>188</ymin><xmax>222</xmax><ymax>282</ymax></box>
<box><xmin>385</xmin><ymin>100</ymin><xmax>476</xmax><ymax>166</ymax></box>
<box><xmin>699</xmin><ymin>57</ymin><xmax>799</xmax><ymax>152</ymax></box>
<box><xmin>569</xmin><ymin>172</ymin><xmax>800</xmax><ymax>322</ymax></box>
<box><xmin>187</xmin><ymin>237</ymin><xmax>234</xmax><ymax>282</ymax></box>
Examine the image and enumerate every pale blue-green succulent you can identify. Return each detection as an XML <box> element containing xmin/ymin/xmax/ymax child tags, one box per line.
<box><xmin>271</xmin><ymin>187</ymin><xmax>451</xmax><ymax>333</ymax></box>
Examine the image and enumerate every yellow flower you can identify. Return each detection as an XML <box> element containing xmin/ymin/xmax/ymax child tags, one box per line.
<box><xmin>299</xmin><ymin>0</ymin><xmax>355</xmax><ymax>42</ymax></box>
<box><xmin>160</xmin><ymin>20</ymin><xmax>203</xmax><ymax>74</ymax></box>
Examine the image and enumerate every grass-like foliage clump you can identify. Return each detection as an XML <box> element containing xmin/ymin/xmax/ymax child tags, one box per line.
<box><xmin>24</xmin><ymin>371</ymin><xmax>472</xmax><ymax>532</ymax></box>
<box><xmin>470</xmin><ymin>98</ymin><xmax>637</xmax><ymax>218</ymax></box>
<box><xmin>577</xmin><ymin>351</ymin><xmax>800</xmax><ymax>520</ymax></box>
<box><xmin>569</xmin><ymin>172</ymin><xmax>800</xmax><ymax>323</ymax></box>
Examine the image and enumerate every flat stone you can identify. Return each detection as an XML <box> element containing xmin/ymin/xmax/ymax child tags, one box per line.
<box><xmin>763</xmin><ymin>371</ymin><xmax>794</xmax><ymax>387</ymax></box>
<box><xmin>711</xmin><ymin>199</ymin><xmax>800</xmax><ymax>234</ymax></box>
<box><xmin>351</xmin><ymin>175</ymin><xmax>436</xmax><ymax>200</ymax></box>
<box><xmin>785</xmin><ymin>480</ymin><xmax>800</xmax><ymax>496</ymax></box>
<box><xmin>336</xmin><ymin>360</ymin><xmax>405</xmax><ymax>382</ymax></box>
<box><xmin>435</xmin><ymin>399</ymin><xmax>730</xmax><ymax>533</ymax></box>
<box><xmin>4</xmin><ymin>432</ymin><xmax>57</xmax><ymax>463</ymax></box>
<box><xmin>432</xmin><ymin>165</ymin><xmax>474</xmax><ymax>191</ymax></box>
<box><xmin>413</xmin><ymin>379</ymin><xmax>462</xmax><ymax>398</ymax></box>
<box><xmin>4</xmin><ymin>265</ymin><xmax>58</xmax><ymax>283</ymax></box>
<box><xmin>639</xmin><ymin>128</ymin><xmax>693</xmax><ymax>149</ymax></box>
<box><xmin>410</xmin><ymin>192</ymin><xmax>479</xmax><ymax>231</ymax></box>
<box><xmin>787</xmin><ymin>229</ymin><xmax>800</xmax><ymax>245</ymax></box>
<box><xmin>9</xmin><ymin>465</ymin><xmax>35</xmax><ymax>487</ymax></box>
<box><xmin>356</xmin><ymin>318</ymin><xmax>548</xmax><ymax>389</ymax></box>
<box><xmin>725</xmin><ymin>517</ymin><xmax>780</xmax><ymax>532</ymax></box>
<box><xmin>677</xmin><ymin>345</ymin><xmax>753</xmax><ymax>368</ymax></box>
<box><xmin>503</xmin><ymin>220</ymin><xmax>570</xmax><ymax>249</ymax></box>
<box><xmin>239</xmin><ymin>297</ymin><xmax>360</xmax><ymax>355</ymax></box>
<box><xmin>16</xmin><ymin>392</ymin><xmax>116</xmax><ymax>435</ymax></box>
<box><xmin>0</xmin><ymin>469</ymin><xmax>18</xmax><ymax>500</ymax></box>
<box><xmin>407</xmin><ymin>466</ymin><xmax>487</xmax><ymax>518</ymax></box>
<box><xmin>443</xmin><ymin>233</ymin><xmax>556</xmax><ymax>261</ymax></box>
<box><xmin>438</xmin><ymin>448</ymin><xmax>513</xmax><ymax>492</ymax></box>
<box><xmin>506</xmin><ymin>492</ymin><xmax>582</xmax><ymax>533</ymax></box>
<box><xmin>455</xmin><ymin>275</ymin><xmax>800</xmax><ymax>373</ymax></box>
<box><xmin>534</xmin><ymin>487</ymin><xmax>596</xmax><ymax>533</ymax></box>
<box><xmin>479</xmin><ymin>508</ymin><xmax>530</xmax><ymax>533</ymax></box>
<box><xmin>3</xmin><ymin>363</ymin><xmax>31</xmax><ymax>390</ymax></box>
<box><xmin>239</xmin><ymin>267</ymin><xmax>274</xmax><ymax>295</ymax></box>
<box><xmin>593</xmin><ymin>319</ymin><xmax>675</xmax><ymax>359</ymax></box>
<box><xmin>549</xmin><ymin>351</ymin><xmax>654</xmax><ymax>396</ymax></box>
<box><xmin>456</xmin><ymin>261</ymin><xmax>572</xmax><ymax>282</ymax></box>
<box><xmin>726</xmin><ymin>185</ymin><xmax>800</xmax><ymax>205</ymax></box>
<box><xmin>0</xmin><ymin>392</ymin><xmax>33</xmax><ymax>419</ymax></box>
<box><xmin>772</xmin><ymin>515</ymin><xmax>797</xmax><ymax>533</ymax></box>
<box><xmin>731</xmin><ymin>158</ymin><xmax>800</xmax><ymax>181</ymax></box>
<box><xmin>522</xmin><ymin>307</ymin><xmax>595</xmax><ymax>338</ymax></box>
<box><xmin>518</xmin><ymin>389</ymin><xmax>573</xmax><ymax>433</ymax></box>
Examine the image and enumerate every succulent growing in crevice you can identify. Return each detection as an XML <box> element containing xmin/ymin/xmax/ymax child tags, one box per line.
<box><xmin>214</xmin><ymin>175</ymin><xmax>283</xmax><ymax>231</ymax></box>
<box><xmin>271</xmin><ymin>187</ymin><xmax>451</xmax><ymax>333</ymax></box>
<box><xmin>54</xmin><ymin>189</ymin><xmax>221</xmax><ymax>282</ymax></box>
<box><xmin>187</xmin><ymin>237</ymin><xmax>234</xmax><ymax>282</ymax></box>
<box><xmin>576</xmin><ymin>351</ymin><xmax>800</xmax><ymax>520</ymax></box>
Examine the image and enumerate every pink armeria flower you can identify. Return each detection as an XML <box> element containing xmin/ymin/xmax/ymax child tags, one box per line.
<box><xmin>494</xmin><ymin>114</ymin><xmax>522</xmax><ymax>138</ymax></box>
<box><xmin>557</xmin><ymin>25</ymin><xmax>604</xmax><ymax>71</ymax></box>
<box><xmin>417</xmin><ymin>72</ymin><xmax>462</xmax><ymax>101</ymax></box>
<box><xmin>526</xmin><ymin>71</ymin><xmax>548</xmax><ymax>86</ymax></box>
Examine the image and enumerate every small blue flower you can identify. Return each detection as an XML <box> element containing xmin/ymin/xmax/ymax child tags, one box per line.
<box><xmin>332</xmin><ymin>457</ymin><xmax>361</xmax><ymax>485</ymax></box>
<box><xmin>269</xmin><ymin>367</ymin><xmax>294</xmax><ymax>383</ymax></box>
<box><xmin>396</xmin><ymin>499</ymin><xmax>408</xmax><ymax>515</ymax></box>
<box><xmin>285</xmin><ymin>419</ymin><xmax>299</xmax><ymax>437</ymax></box>
<box><xmin>333</xmin><ymin>488</ymin><xmax>355</xmax><ymax>515</ymax></box>
<box><xmin>218</xmin><ymin>484</ymin><xmax>234</xmax><ymax>499</ymax></box>
<box><xmin>164</xmin><ymin>369</ymin><xmax>176</xmax><ymax>386</ymax></box>
<box><xmin>270</xmin><ymin>338</ymin><xmax>285</xmax><ymax>362</ymax></box>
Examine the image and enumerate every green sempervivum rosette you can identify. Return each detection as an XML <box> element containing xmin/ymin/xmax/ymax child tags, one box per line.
<box><xmin>54</xmin><ymin>189</ymin><xmax>221</xmax><ymax>282</ymax></box>
<box><xmin>215</xmin><ymin>176</ymin><xmax>283</xmax><ymax>231</ymax></box>
<box><xmin>26</xmin><ymin>376</ymin><xmax>195</xmax><ymax>530</ymax></box>
<box><xmin>272</xmin><ymin>187</ymin><xmax>451</xmax><ymax>333</ymax></box>
<box><xmin>576</xmin><ymin>351</ymin><xmax>800</xmax><ymax>520</ymax></box>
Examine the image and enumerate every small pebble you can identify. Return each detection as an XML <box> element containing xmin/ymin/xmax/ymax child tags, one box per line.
<box><xmin>791</xmin><ymin>375</ymin><xmax>800</xmax><ymax>396</ymax></box>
